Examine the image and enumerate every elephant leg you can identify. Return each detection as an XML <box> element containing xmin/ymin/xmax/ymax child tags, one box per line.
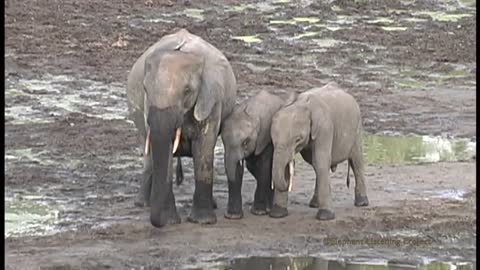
<box><xmin>309</xmin><ymin>181</ymin><xmax>319</xmax><ymax>208</ymax></box>
<box><xmin>300</xmin><ymin>148</ymin><xmax>319</xmax><ymax>208</ymax></box>
<box><xmin>312</xmin><ymin>138</ymin><xmax>335</xmax><ymax>221</ymax></box>
<box><xmin>248</xmin><ymin>144</ymin><xmax>274</xmax><ymax>215</ymax></box>
<box><xmin>225</xmin><ymin>150</ymin><xmax>244</xmax><ymax>219</ymax></box>
<box><xmin>150</xmin><ymin>149</ymin><xmax>180</xmax><ymax>226</ymax></box>
<box><xmin>134</xmin><ymin>153</ymin><xmax>153</xmax><ymax>207</ymax></box>
<box><xmin>132</xmin><ymin>109</ymin><xmax>153</xmax><ymax>207</ymax></box>
<box><xmin>187</xmin><ymin>125</ymin><xmax>218</xmax><ymax>224</ymax></box>
<box><xmin>174</xmin><ymin>141</ymin><xmax>217</xmax><ymax>210</ymax></box>
<box><xmin>270</xmin><ymin>189</ymin><xmax>289</xmax><ymax>218</ymax></box>
<box><xmin>350</xmin><ymin>138</ymin><xmax>369</xmax><ymax>207</ymax></box>
<box><xmin>225</xmin><ymin>164</ymin><xmax>243</xmax><ymax>219</ymax></box>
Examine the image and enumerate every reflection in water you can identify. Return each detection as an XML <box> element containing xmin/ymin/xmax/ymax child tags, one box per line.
<box><xmin>364</xmin><ymin>135</ymin><xmax>475</xmax><ymax>165</ymax></box>
<box><xmin>216</xmin><ymin>257</ymin><xmax>474</xmax><ymax>270</ymax></box>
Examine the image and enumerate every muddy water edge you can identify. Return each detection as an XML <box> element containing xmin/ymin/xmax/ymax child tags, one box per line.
<box><xmin>4</xmin><ymin>0</ymin><xmax>476</xmax><ymax>269</ymax></box>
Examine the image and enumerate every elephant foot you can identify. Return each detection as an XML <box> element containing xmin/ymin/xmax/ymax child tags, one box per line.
<box><xmin>150</xmin><ymin>210</ymin><xmax>181</xmax><ymax>228</ymax></box>
<box><xmin>269</xmin><ymin>204</ymin><xmax>288</xmax><ymax>218</ymax></box>
<box><xmin>250</xmin><ymin>201</ymin><xmax>270</xmax><ymax>216</ymax></box>
<box><xmin>316</xmin><ymin>209</ymin><xmax>335</xmax><ymax>221</ymax></box>
<box><xmin>188</xmin><ymin>207</ymin><xmax>217</xmax><ymax>224</ymax></box>
<box><xmin>225</xmin><ymin>198</ymin><xmax>243</xmax><ymax>219</ymax></box>
<box><xmin>309</xmin><ymin>196</ymin><xmax>319</xmax><ymax>208</ymax></box>
<box><xmin>354</xmin><ymin>195</ymin><xmax>369</xmax><ymax>207</ymax></box>
<box><xmin>250</xmin><ymin>207</ymin><xmax>267</xmax><ymax>216</ymax></box>
<box><xmin>224</xmin><ymin>208</ymin><xmax>244</xmax><ymax>219</ymax></box>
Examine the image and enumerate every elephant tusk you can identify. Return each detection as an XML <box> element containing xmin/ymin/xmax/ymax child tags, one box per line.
<box><xmin>172</xmin><ymin>128</ymin><xmax>181</xmax><ymax>154</ymax></box>
<box><xmin>144</xmin><ymin>129</ymin><xmax>150</xmax><ymax>156</ymax></box>
<box><xmin>288</xmin><ymin>161</ymin><xmax>294</xmax><ymax>192</ymax></box>
<box><xmin>271</xmin><ymin>160</ymin><xmax>275</xmax><ymax>190</ymax></box>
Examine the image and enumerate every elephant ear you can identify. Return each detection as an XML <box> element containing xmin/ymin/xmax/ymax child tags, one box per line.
<box><xmin>282</xmin><ymin>92</ymin><xmax>298</xmax><ymax>107</ymax></box>
<box><xmin>254</xmin><ymin>116</ymin><xmax>270</xmax><ymax>156</ymax></box>
<box><xmin>308</xmin><ymin>97</ymin><xmax>325</xmax><ymax>141</ymax></box>
<box><xmin>194</xmin><ymin>60</ymin><xmax>224</xmax><ymax>122</ymax></box>
<box><xmin>245</xmin><ymin>92</ymin><xmax>275</xmax><ymax>156</ymax></box>
<box><xmin>244</xmin><ymin>103</ymin><xmax>268</xmax><ymax>156</ymax></box>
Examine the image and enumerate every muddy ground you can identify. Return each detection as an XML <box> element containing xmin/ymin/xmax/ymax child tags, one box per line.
<box><xmin>4</xmin><ymin>0</ymin><xmax>476</xmax><ymax>269</ymax></box>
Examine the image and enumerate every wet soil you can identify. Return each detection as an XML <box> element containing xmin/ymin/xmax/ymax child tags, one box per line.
<box><xmin>4</xmin><ymin>0</ymin><xmax>476</xmax><ymax>269</ymax></box>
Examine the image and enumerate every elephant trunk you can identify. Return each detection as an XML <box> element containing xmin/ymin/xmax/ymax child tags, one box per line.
<box><xmin>225</xmin><ymin>150</ymin><xmax>244</xmax><ymax>184</ymax></box>
<box><xmin>272</xmin><ymin>151</ymin><xmax>295</xmax><ymax>192</ymax></box>
<box><xmin>148</xmin><ymin>106</ymin><xmax>182</xmax><ymax>227</ymax></box>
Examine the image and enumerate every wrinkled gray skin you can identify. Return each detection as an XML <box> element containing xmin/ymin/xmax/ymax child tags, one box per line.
<box><xmin>221</xmin><ymin>90</ymin><xmax>298</xmax><ymax>219</ymax></box>
<box><xmin>269</xmin><ymin>82</ymin><xmax>369</xmax><ymax>220</ymax></box>
<box><xmin>126</xmin><ymin>29</ymin><xmax>237</xmax><ymax>227</ymax></box>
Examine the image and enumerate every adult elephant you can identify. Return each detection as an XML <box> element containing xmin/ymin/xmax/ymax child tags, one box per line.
<box><xmin>126</xmin><ymin>29</ymin><xmax>237</xmax><ymax>227</ymax></box>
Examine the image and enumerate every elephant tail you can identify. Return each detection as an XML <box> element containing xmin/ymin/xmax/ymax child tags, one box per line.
<box><xmin>346</xmin><ymin>160</ymin><xmax>351</xmax><ymax>189</ymax></box>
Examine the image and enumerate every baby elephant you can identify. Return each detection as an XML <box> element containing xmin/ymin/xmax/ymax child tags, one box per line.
<box><xmin>270</xmin><ymin>82</ymin><xmax>369</xmax><ymax>220</ymax></box>
<box><xmin>221</xmin><ymin>90</ymin><xmax>298</xmax><ymax>219</ymax></box>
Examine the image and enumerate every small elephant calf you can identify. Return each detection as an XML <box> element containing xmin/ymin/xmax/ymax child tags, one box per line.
<box><xmin>270</xmin><ymin>82</ymin><xmax>369</xmax><ymax>220</ymax></box>
<box><xmin>221</xmin><ymin>90</ymin><xmax>298</xmax><ymax>219</ymax></box>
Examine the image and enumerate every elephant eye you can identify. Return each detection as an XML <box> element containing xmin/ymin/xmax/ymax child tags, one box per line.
<box><xmin>242</xmin><ymin>138</ymin><xmax>250</xmax><ymax>147</ymax></box>
<box><xmin>295</xmin><ymin>137</ymin><xmax>302</xmax><ymax>143</ymax></box>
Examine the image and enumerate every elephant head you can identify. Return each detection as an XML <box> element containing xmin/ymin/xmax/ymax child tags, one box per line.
<box><xmin>143</xmin><ymin>48</ymin><xmax>219</xmax><ymax>227</ymax></box>
<box><xmin>271</xmin><ymin>99</ymin><xmax>318</xmax><ymax>192</ymax></box>
<box><xmin>221</xmin><ymin>104</ymin><xmax>261</xmax><ymax>186</ymax></box>
<box><xmin>221</xmin><ymin>91</ymin><xmax>292</xmax><ymax>186</ymax></box>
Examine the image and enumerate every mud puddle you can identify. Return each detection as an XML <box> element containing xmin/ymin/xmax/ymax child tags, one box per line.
<box><xmin>211</xmin><ymin>256</ymin><xmax>475</xmax><ymax>270</ymax></box>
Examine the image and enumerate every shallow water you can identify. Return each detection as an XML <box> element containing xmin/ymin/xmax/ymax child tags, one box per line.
<box><xmin>413</xmin><ymin>11</ymin><xmax>472</xmax><ymax>21</ymax></box>
<box><xmin>364</xmin><ymin>135</ymin><xmax>476</xmax><ymax>164</ymax></box>
<box><xmin>231</xmin><ymin>35</ymin><xmax>263</xmax><ymax>43</ymax></box>
<box><xmin>213</xmin><ymin>256</ymin><xmax>475</xmax><ymax>270</ymax></box>
<box><xmin>5</xmin><ymin>75</ymin><xmax>128</xmax><ymax>124</ymax></box>
<box><xmin>424</xmin><ymin>189</ymin><xmax>466</xmax><ymax>201</ymax></box>
<box><xmin>184</xmin><ymin>8</ymin><xmax>205</xmax><ymax>21</ymax></box>
<box><xmin>5</xmin><ymin>196</ymin><xmax>61</xmax><ymax>237</ymax></box>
